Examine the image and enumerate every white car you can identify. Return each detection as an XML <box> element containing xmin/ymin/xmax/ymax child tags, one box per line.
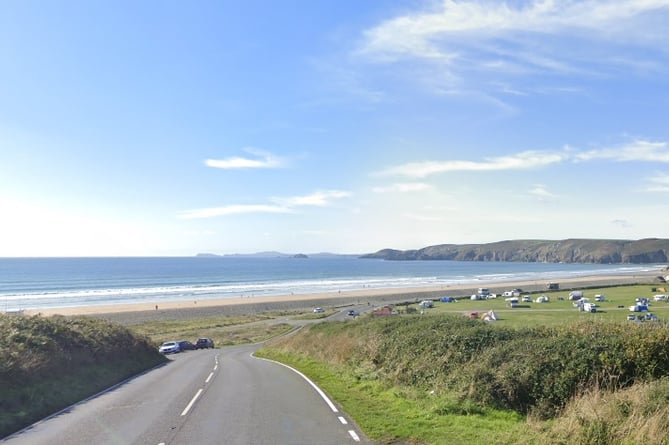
<box><xmin>313</xmin><ymin>307</ymin><xmax>325</xmax><ymax>313</ymax></box>
<box><xmin>159</xmin><ymin>341</ymin><xmax>181</xmax><ymax>354</ymax></box>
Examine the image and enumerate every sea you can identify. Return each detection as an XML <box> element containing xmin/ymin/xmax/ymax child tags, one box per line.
<box><xmin>0</xmin><ymin>256</ymin><xmax>664</xmax><ymax>312</ymax></box>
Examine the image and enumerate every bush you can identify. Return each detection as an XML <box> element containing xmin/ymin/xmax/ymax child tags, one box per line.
<box><xmin>266</xmin><ymin>315</ymin><xmax>669</xmax><ymax>418</ymax></box>
<box><xmin>0</xmin><ymin>315</ymin><xmax>166</xmax><ymax>438</ymax></box>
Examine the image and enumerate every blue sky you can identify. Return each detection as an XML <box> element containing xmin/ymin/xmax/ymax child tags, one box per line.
<box><xmin>1</xmin><ymin>0</ymin><xmax>669</xmax><ymax>256</ymax></box>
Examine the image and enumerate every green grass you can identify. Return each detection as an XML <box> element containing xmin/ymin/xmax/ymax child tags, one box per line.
<box><xmin>0</xmin><ymin>315</ymin><xmax>166</xmax><ymax>438</ymax></box>
<box><xmin>258</xmin><ymin>283</ymin><xmax>669</xmax><ymax>445</ymax></box>
<box><xmin>256</xmin><ymin>349</ymin><xmax>536</xmax><ymax>445</ymax></box>
<box><xmin>129</xmin><ymin>314</ymin><xmax>295</xmax><ymax>346</ymax></box>
<box><xmin>419</xmin><ymin>284</ymin><xmax>669</xmax><ymax>327</ymax></box>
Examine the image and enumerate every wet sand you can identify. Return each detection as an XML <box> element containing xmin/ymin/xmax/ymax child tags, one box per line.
<box><xmin>23</xmin><ymin>270</ymin><xmax>664</xmax><ymax>325</ymax></box>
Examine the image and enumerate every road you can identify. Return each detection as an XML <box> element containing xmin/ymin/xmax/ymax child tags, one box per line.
<box><xmin>3</xmin><ymin>341</ymin><xmax>369</xmax><ymax>445</ymax></box>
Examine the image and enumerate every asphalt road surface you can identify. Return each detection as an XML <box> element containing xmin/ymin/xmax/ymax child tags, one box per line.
<box><xmin>3</xmin><ymin>344</ymin><xmax>369</xmax><ymax>445</ymax></box>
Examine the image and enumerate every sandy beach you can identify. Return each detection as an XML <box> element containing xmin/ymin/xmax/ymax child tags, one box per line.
<box><xmin>23</xmin><ymin>270</ymin><xmax>664</xmax><ymax>325</ymax></box>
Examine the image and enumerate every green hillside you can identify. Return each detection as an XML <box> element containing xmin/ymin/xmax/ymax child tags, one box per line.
<box><xmin>259</xmin><ymin>312</ymin><xmax>669</xmax><ymax>444</ymax></box>
<box><xmin>0</xmin><ymin>314</ymin><xmax>166</xmax><ymax>438</ymax></box>
<box><xmin>361</xmin><ymin>238</ymin><xmax>669</xmax><ymax>263</ymax></box>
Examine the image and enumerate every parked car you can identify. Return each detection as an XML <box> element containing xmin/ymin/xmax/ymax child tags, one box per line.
<box><xmin>195</xmin><ymin>338</ymin><xmax>214</xmax><ymax>349</ymax></box>
<box><xmin>159</xmin><ymin>341</ymin><xmax>181</xmax><ymax>354</ymax></box>
<box><xmin>177</xmin><ymin>340</ymin><xmax>196</xmax><ymax>351</ymax></box>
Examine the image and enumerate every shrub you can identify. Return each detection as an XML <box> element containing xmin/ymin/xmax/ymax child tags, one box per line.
<box><xmin>265</xmin><ymin>315</ymin><xmax>669</xmax><ymax>418</ymax></box>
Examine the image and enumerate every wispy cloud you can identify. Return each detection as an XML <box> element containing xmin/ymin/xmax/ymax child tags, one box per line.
<box><xmin>376</xmin><ymin>150</ymin><xmax>567</xmax><ymax>178</ymax></box>
<box><xmin>529</xmin><ymin>184</ymin><xmax>557</xmax><ymax>201</ymax></box>
<box><xmin>377</xmin><ymin>139</ymin><xmax>669</xmax><ymax>178</ymax></box>
<box><xmin>271</xmin><ymin>190</ymin><xmax>351</xmax><ymax>207</ymax></box>
<box><xmin>205</xmin><ymin>148</ymin><xmax>286</xmax><ymax>169</ymax></box>
<box><xmin>644</xmin><ymin>173</ymin><xmax>669</xmax><ymax>192</ymax></box>
<box><xmin>574</xmin><ymin>140</ymin><xmax>669</xmax><ymax>162</ymax></box>
<box><xmin>178</xmin><ymin>204</ymin><xmax>292</xmax><ymax>219</ymax></box>
<box><xmin>372</xmin><ymin>182</ymin><xmax>432</xmax><ymax>193</ymax></box>
<box><xmin>179</xmin><ymin>190</ymin><xmax>351</xmax><ymax>219</ymax></box>
<box><xmin>355</xmin><ymin>1</ymin><xmax>669</xmax><ymax>96</ymax></box>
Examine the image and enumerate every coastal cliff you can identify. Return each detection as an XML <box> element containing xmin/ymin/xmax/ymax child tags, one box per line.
<box><xmin>360</xmin><ymin>238</ymin><xmax>669</xmax><ymax>264</ymax></box>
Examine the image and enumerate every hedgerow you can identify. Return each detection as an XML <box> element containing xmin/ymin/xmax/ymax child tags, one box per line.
<box><xmin>268</xmin><ymin>314</ymin><xmax>669</xmax><ymax>418</ymax></box>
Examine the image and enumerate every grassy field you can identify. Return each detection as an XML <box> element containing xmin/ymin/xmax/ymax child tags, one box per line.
<box><xmin>129</xmin><ymin>314</ymin><xmax>295</xmax><ymax>346</ymax></box>
<box><xmin>412</xmin><ymin>284</ymin><xmax>669</xmax><ymax>327</ymax></box>
<box><xmin>257</xmin><ymin>283</ymin><xmax>669</xmax><ymax>445</ymax></box>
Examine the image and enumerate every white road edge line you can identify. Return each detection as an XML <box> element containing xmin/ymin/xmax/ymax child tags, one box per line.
<box><xmin>205</xmin><ymin>372</ymin><xmax>214</xmax><ymax>383</ymax></box>
<box><xmin>348</xmin><ymin>430</ymin><xmax>361</xmax><ymax>442</ymax></box>
<box><xmin>253</xmin><ymin>355</ymin><xmax>339</xmax><ymax>413</ymax></box>
<box><xmin>181</xmin><ymin>389</ymin><xmax>203</xmax><ymax>416</ymax></box>
<box><xmin>338</xmin><ymin>416</ymin><xmax>348</xmax><ymax>425</ymax></box>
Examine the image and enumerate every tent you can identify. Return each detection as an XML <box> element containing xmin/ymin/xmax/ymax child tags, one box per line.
<box><xmin>482</xmin><ymin>310</ymin><xmax>498</xmax><ymax>322</ymax></box>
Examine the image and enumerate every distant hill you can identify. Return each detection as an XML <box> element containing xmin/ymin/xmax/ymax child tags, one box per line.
<box><xmin>360</xmin><ymin>238</ymin><xmax>669</xmax><ymax>264</ymax></box>
<box><xmin>195</xmin><ymin>252</ymin><xmax>358</xmax><ymax>259</ymax></box>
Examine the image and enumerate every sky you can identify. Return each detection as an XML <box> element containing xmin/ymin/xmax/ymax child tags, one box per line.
<box><xmin>1</xmin><ymin>0</ymin><xmax>669</xmax><ymax>257</ymax></box>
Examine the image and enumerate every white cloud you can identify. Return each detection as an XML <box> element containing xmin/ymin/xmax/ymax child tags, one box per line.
<box><xmin>372</xmin><ymin>182</ymin><xmax>432</xmax><ymax>193</ymax></box>
<box><xmin>179</xmin><ymin>190</ymin><xmax>351</xmax><ymax>219</ymax></box>
<box><xmin>377</xmin><ymin>150</ymin><xmax>567</xmax><ymax>178</ymax></box>
<box><xmin>574</xmin><ymin>140</ymin><xmax>669</xmax><ymax>162</ymax></box>
<box><xmin>361</xmin><ymin>1</ymin><xmax>669</xmax><ymax>58</ymax></box>
<box><xmin>529</xmin><ymin>184</ymin><xmax>557</xmax><ymax>200</ymax></box>
<box><xmin>271</xmin><ymin>190</ymin><xmax>351</xmax><ymax>207</ymax></box>
<box><xmin>355</xmin><ymin>1</ymin><xmax>669</xmax><ymax>96</ymax></box>
<box><xmin>205</xmin><ymin>148</ymin><xmax>286</xmax><ymax>169</ymax></box>
<box><xmin>644</xmin><ymin>173</ymin><xmax>669</xmax><ymax>192</ymax></box>
<box><xmin>376</xmin><ymin>139</ymin><xmax>669</xmax><ymax>179</ymax></box>
<box><xmin>178</xmin><ymin>204</ymin><xmax>292</xmax><ymax>219</ymax></box>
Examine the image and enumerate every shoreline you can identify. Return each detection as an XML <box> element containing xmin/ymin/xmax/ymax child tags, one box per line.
<box><xmin>21</xmin><ymin>270</ymin><xmax>663</xmax><ymax>323</ymax></box>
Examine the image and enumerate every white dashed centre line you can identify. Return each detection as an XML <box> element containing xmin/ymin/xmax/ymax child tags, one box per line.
<box><xmin>205</xmin><ymin>372</ymin><xmax>214</xmax><ymax>383</ymax></box>
<box><xmin>181</xmin><ymin>389</ymin><xmax>203</xmax><ymax>416</ymax></box>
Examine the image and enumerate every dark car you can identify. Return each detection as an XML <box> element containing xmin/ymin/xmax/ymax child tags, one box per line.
<box><xmin>195</xmin><ymin>338</ymin><xmax>214</xmax><ymax>349</ymax></box>
<box><xmin>347</xmin><ymin>309</ymin><xmax>360</xmax><ymax>317</ymax></box>
<box><xmin>177</xmin><ymin>340</ymin><xmax>196</xmax><ymax>351</ymax></box>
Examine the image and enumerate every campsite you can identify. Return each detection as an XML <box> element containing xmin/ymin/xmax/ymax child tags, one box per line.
<box><xmin>259</xmin><ymin>282</ymin><xmax>669</xmax><ymax>444</ymax></box>
<box><xmin>400</xmin><ymin>284</ymin><xmax>669</xmax><ymax>327</ymax></box>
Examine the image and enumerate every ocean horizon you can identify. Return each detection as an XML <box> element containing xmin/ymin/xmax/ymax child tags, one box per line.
<box><xmin>0</xmin><ymin>256</ymin><xmax>663</xmax><ymax>312</ymax></box>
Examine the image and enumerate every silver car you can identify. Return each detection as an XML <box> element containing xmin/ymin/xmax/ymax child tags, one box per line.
<box><xmin>159</xmin><ymin>341</ymin><xmax>181</xmax><ymax>354</ymax></box>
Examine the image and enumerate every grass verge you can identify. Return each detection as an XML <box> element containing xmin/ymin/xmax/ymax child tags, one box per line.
<box><xmin>255</xmin><ymin>348</ymin><xmax>534</xmax><ymax>444</ymax></box>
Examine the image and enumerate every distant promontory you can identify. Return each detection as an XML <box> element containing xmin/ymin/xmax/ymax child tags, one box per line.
<box><xmin>360</xmin><ymin>238</ymin><xmax>669</xmax><ymax>264</ymax></box>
